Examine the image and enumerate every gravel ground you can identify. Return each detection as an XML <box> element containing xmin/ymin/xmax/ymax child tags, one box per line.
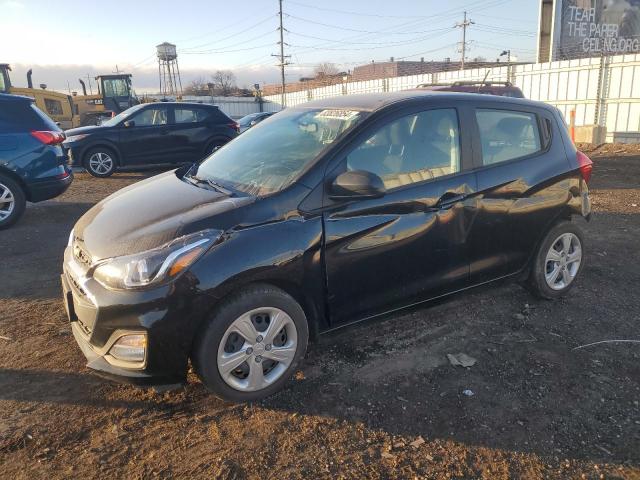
<box><xmin>1</xmin><ymin>150</ymin><xmax>639</xmax><ymax>479</ymax></box>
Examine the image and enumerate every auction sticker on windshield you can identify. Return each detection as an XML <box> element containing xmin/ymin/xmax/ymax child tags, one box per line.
<box><xmin>316</xmin><ymin>110</ymin><xmax>361</xmax><ymax>120</ymax></box>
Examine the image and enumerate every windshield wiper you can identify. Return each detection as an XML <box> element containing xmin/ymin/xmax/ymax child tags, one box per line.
<box><xmin>204</xmin><ymin>178</ymin><xmax>233</xmax><ymax>196</ymax></box>
<box><xmin>185</xmin><ymin>174</ymin><xmax>233</xmax><ymax>196</ymax></box>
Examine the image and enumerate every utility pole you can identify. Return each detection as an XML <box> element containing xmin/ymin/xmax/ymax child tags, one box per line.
<box><xmin>272</xmin><ymin>0</ymin><xmax>291</xmax><ymax>108</ymax></box>
<box><xmin>455</xmin><ymin>11</ymin><xmax>474</xmax><ymax>71</ymax></box>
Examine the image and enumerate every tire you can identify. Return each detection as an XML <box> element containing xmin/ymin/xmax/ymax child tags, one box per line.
<box><xmin>83</xmin><ymin>147</ymin><xmax>117</xmax><ymax>177</ymax></box>
<box><xmin>527</xmin><ymin>220</ymin><xmax>585</xmax><ymax>300</ymax></box>
<box><xmin>193</xmin><ymin>284</ymin><xmax>309</xmax><ymax>402</ymax></box>
<box><xmin>0</xmin><ymin>174</ymin><xmax>26</xmax><ymax>230</ymax></box>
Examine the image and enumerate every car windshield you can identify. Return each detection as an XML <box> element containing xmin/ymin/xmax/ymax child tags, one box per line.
<box><xmin>101</xmin><ymin>104</ymin><xmax>145</xmax><ymax>127</ymax></box>
<box><xmin>191</xmin><ymin>108</ymin><xmax>366</xmax><ymax>196</ymax></box>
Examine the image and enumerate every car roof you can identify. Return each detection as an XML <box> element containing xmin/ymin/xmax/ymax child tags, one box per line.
<box><xmin>0</xmin><ymin>93</ymin><xmax>33</xmax><ymax>103</ymax></box>
<box><xmin>147</xmin><ymin>101</ymin><xmax>219</xmax><ymax>108</ymax></box>
<box><xmin>295</xmin><ymin>90</ymin><xmax>545</xmax><ymax>112</ymax></box>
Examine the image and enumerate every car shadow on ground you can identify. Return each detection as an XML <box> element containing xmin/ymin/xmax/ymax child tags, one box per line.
<box><xmin>1</xmin><ymin>161</ymin><xmax>638</xmax><ymax>475</ymax></box>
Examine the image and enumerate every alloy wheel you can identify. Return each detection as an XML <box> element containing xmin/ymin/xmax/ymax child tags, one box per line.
<box><xmin>88</xmin><ymin>152</ymin><xmax>114</xmax><ymax>175</ymax></box>
<box><xmin>544</xmin><ymin>232</ymin><xmax>582</xmax><ymax>290</ymax></box>
<box><xmin>0</xmin><ymin>182</ymin><xmax>15</xmax><ymax>221</ymax></box>
<box><xmin>217</xmin><ymin>307</ymin><xmax>298</xmax><ymax>392</ymax></box>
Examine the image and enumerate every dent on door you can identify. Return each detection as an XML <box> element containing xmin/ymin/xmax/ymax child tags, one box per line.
<box><xmin>324</xmin><ymin>176</ymin><xmax>477</xmax><ymax>323</ymax></box>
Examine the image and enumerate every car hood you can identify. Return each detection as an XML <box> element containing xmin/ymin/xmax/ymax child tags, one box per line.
<box><xmin>65</xmin><ymin>125</ymin><xmax>109</xmax><ymax>137</ymax></box>
<box><xmin>73</xmin><ymin>170</ymin><xmax>254</xmax><ymax>261</ymax></box>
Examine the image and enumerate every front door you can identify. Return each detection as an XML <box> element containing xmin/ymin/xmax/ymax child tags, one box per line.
<box><xmin>118</xmin><ymin>105</ymin><xmax>170</xmax><ymax>165</ymax></box>
<box><xmin>323</xmin><ymin>106</ymin><xmax>477</xmax><ymax>325</ymax></box>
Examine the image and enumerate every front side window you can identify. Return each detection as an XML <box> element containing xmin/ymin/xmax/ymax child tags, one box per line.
<box><xmin>476</xmin><ymin>109</ymin><xmax>541</xmax><ymax>165</ymax></box>
<box><xmin>102</xmin><ymin>78</ymin><xmax>130</xmax><ymax>98</ymax></box>
<box><xmin>346</xmin><ymin>109</ymin><xmax>460</xmax><ymax>190</ymax></box>
<box><xmin>192</xmin><ymin>108</ymin><xmax>366</xmax><ymax>196</ymax></box>
<box><xmin>131</xmin><ymin>107</ymin><xmax>168</xmax><ymax>127</ymax></box>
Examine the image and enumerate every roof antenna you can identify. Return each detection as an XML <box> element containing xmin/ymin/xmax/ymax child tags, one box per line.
<box><xmin>479</xmin><ymin>69</ymin><xmax>491</xmax><ymax>93</ymax></box>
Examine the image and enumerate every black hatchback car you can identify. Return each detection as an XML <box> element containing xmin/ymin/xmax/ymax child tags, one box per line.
<box><xmin>63</xmin><ymin>102</ymin><xmax>239</xmax><ymax>177</ymax></box>
<box><xmin>62</xmin><ymin>91</ymin><xmax>592</xmax><ymax>402</ymax></box>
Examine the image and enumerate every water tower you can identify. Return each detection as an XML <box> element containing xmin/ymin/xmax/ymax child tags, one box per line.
<box><xmin>157</xmin><ymin>42</ymin><xmax>182</xmax><ymax>97</ymax></box>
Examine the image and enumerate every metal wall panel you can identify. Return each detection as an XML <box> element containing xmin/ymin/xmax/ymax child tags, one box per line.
<box><xmin>263</xmin><ymin>53</ymin><xmax>640</xmax><ymax>141</ymax></box>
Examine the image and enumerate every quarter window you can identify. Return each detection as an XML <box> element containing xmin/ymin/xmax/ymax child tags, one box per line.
<box><xmin>346</xmin><ymin>109</ymin><xmax>460</xmax><ymax>189</ymax></box>
<box><xmin>476</xmin><ymin>109</ymin><xmax>541</xmax><ymax>165</ymax></box>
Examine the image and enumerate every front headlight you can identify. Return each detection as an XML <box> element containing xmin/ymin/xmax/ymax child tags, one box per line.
<box><xmin>93</xmin><ymin>230</ymin><xmax>219</xmax><ymax>290</ymax></box>
<box><xmin>65</xmin><ymin>134</ymin><xmax>89</xmax><ymax>143</ymax></box>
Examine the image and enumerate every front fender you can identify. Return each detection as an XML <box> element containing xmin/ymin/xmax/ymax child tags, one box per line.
<box><xmin>188</xmin><ymin>216</ymin><xmax>327</xmax><ymax>336</ymax></box>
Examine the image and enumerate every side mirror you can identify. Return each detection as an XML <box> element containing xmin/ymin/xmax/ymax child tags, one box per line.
<box><xmin>329</xmin><ymin>170</ymin><xmax>386</xmax><ymax>200</ymax></box>
<box><xmin>123</xmin><ymin>120</ymin><xmax>135</xmax><ymax>128</ymax></box>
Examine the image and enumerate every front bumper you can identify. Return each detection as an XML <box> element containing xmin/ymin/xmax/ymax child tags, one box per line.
<box><xmin>61</xmin><ymin>248</ymin><xmax>198</xmax><ymax>386</ymax></box>
<box><xmin>62</xmin><ymin>144</ymin><xmax>86</xmax><ymax>167</ymax></box>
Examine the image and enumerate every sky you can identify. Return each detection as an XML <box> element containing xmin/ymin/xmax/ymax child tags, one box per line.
<box><xmin>1</xmin><ymin>0</ymin><xmax>540</xmax><ymax>93</ymax></box>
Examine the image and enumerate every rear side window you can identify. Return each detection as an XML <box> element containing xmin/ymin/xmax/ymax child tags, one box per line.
<box><xmin>31</xmin><ymin>104</ymin><xmax>60</xmax><ymax>130</ymax></box>
<box><xmin>476</xmin><ymin>109</ymin><xmax>541</xmax><ymax>165</ymax></box>
<box><xmin>0</xmin><ymin>101</ymin><xmax>59</xmax><ymax>131</ymax></box>
<box><xmin>175</xmin><ymin>107</ymin><xmax>210</xmax><ymax>124</ymax></box>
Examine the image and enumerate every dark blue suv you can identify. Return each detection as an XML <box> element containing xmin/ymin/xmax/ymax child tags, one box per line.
<box><xmin>0</xmin><ymin>93</ymin><xmax>73</xmax><ymax>228</ymax></box>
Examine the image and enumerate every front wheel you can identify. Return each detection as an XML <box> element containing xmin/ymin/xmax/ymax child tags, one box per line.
<box><xmin>527</xmin><ymin>221</ymin><xmax>585</xmax><ymax>299</ymax></box>
<box><xmin>0</xmin><ymin>174</ymin><xmax>26</xmax><ymax>229</ymax></box>
<box><xmin>84</xmin><ymin>147</ymin><xmax>117</xmax><ymax>177</ymax></box>
<box><xmin>194</xmin><ymin>284</ymin><xmax>309</xmax><ymax>402</ymax></box>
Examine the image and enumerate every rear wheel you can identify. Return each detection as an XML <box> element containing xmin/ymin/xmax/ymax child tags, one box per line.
<box><xmin>194</xmin><ymin>284</ymin><xmax>309</xmax><ymax>402</ymax></box>
<box><xmin>527</xmin><ymin>221</ymin><xmax>584</xmax><ymax>299</ymax></box>
<box><xmin>84</xmin><ymin>147</ymin><xmax>117</xmax><ymax>177</ymax></box>
<box><xmin>0</xmin><ymin>174</ymin><xmax>26</xmax><ymax>229</ymax></box>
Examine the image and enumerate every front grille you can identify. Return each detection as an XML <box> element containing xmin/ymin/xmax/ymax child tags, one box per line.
<box><xmin>73</xmin><ymin>242</ymin><xmax>92</xmax><ymax>268</ymax></box>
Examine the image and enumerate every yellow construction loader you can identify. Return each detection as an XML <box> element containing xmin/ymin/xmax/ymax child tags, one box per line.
<box><xmin>73</xmin><ymin>74</ymin><xmax>140</xmax><ymax>126</ymax></box>
<box><xmin>1</xmin><ymin>64</ymin><xmax>140</xmax><ymax>128</ymax></box>
<box><xmin>0</xmin><ymin>63</ymin><xmax>75</xmax><ymax>128</ymax></box>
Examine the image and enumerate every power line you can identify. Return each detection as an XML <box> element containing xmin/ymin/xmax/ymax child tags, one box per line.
<box><xmin>181</xmin><ymin>15</ymin><xmax>276</xmax><ymax>52</ymax></box>
<box><xmin>180</xmin><ymin>29</ymin><xmax>277</xmax><ymax>55</ymax></box>
<box><xmin>287</xmin><ymin>26</ymin><xmax>455</xmax><ymax>44</ymax></box>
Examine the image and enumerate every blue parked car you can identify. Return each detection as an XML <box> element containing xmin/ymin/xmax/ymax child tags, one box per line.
<box><xmin>0</xmin><ymin>93</ymin><xmax>73</xmax><ymax>228</ymax></box>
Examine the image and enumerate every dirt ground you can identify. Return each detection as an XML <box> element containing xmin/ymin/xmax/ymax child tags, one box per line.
<box><xmin>1</xmin><ymin>147</ymin><xmax>639</xmax><ymax>479</ymax></box>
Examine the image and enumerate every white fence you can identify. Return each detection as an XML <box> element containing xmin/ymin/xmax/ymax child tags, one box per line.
<box><xmin>145</xmin><ymin>94</ymin><xmax>279</xmax><ymax>119</ymax></box>
<box><xmin>264</xmin><ymin>53</ymin><xmax>640</xmax><ymax>143</ymax></box>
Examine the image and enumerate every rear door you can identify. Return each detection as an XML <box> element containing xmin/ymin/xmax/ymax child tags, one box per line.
<box><xmin>323</xmin><ymin>104</ymin><xmax>478</xmax><ymax>325</ymax></box>
<box><xmin>468</xmin><ymin>103</ymin><xmax>572</xmax><ymax>283</ymax></box>
<box><xmin>118</xmin><ymin>105</ymin><xmax>170</xmax><ymax>165</ymax></box>
<box><xmin>166</xmin><ymin>106</ymin><xmax>214</xmax><ymax>163</ymax></box>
